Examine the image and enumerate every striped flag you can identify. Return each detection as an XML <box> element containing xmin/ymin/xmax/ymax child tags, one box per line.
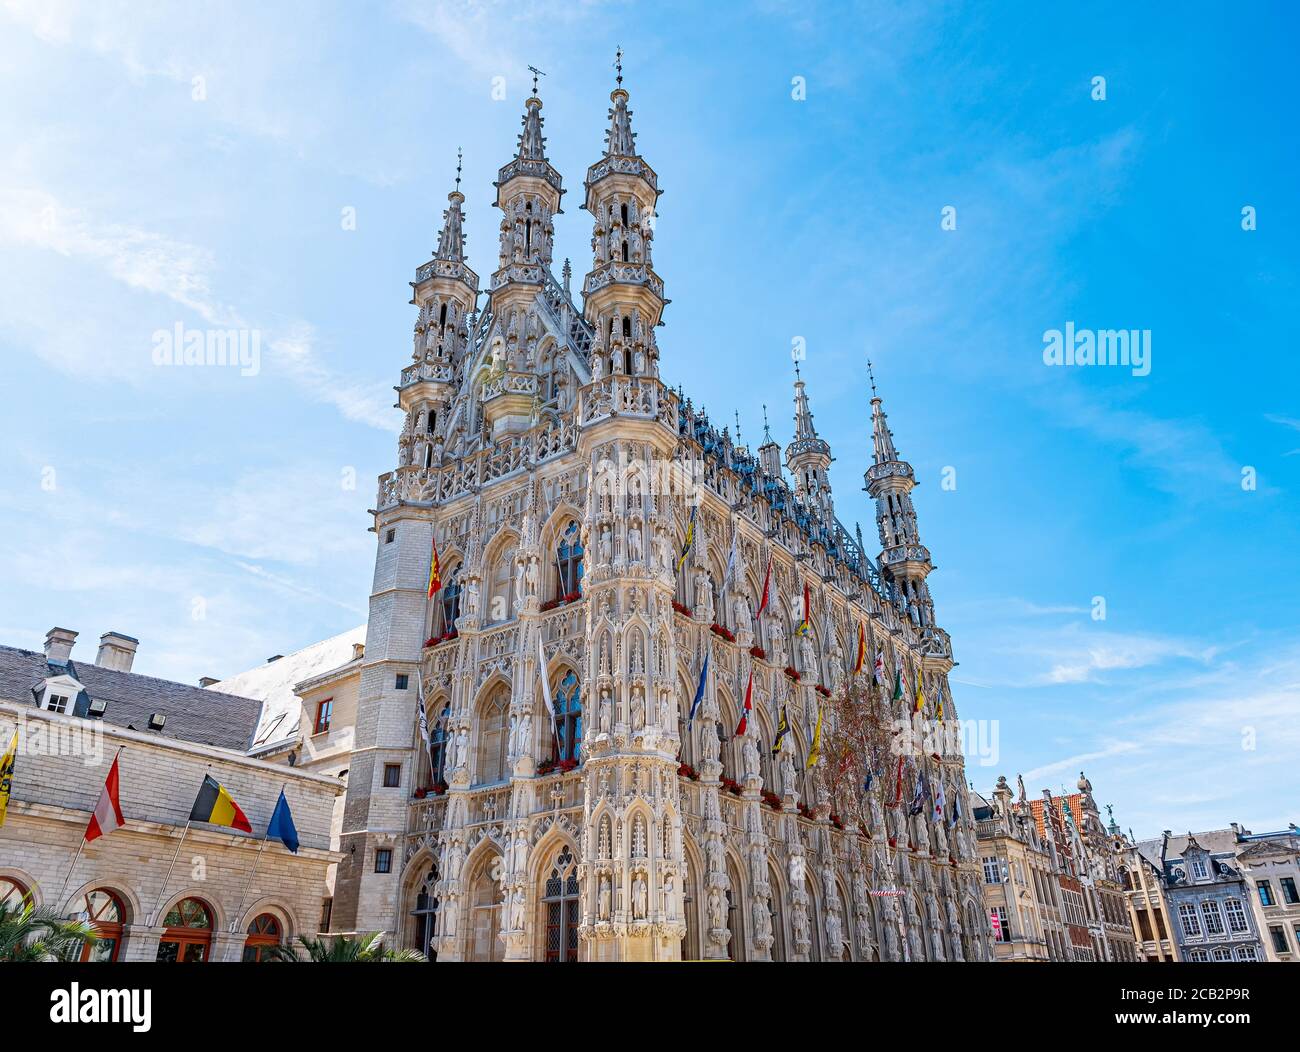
<box><xmin>735</xmin><ymin>669</ymin><xmax>753</xmax><ymax>736</ymax></box>
<box><xmin>771</xmin><ymin>705</ymin><xmax>790</xmax><ymax>757</ymax></box>
<box><xmin>676</xmin><ymin>505</ymin><xmax>697</xmax><ymax>572</ymax></box>
<box><xmin>189</xmin><ymin>774</ymin><xmax>252</xmax><ymax>832</ymax></box>
<box><xmin>805</xmin><ymin>699</ymin><xmax>823</xmax><ymax>770</ymax></box>
<box><xmin>893</xmin><ymin>652</ymin><xmax>905</xmax><ymax>702</ymax></box>
<box><xmin>797</xmin><ymin>581</ymin><xmax>811</xmax><ymax>636</ymax></box>
<box><xmin>85</xmin><ymin>753</ymin><xmax>125</xmax><ymax>842</ymax></box>
<box><xmin>873</xmin><ymin>652</ymin><xmax>886</xmax><ymax>686</ymax></box>
<box><xmin>853</xmin><ymin>623</ymin><xmax>865</xmax><ymax>674</ymax></box>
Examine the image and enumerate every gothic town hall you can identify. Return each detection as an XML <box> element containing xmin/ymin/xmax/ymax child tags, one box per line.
<box><xmin>329</xmin><ymin>73</ymin><xmax>995</xmax><ymax>963</ymax></box>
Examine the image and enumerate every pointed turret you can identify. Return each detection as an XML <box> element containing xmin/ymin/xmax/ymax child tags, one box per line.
<box><xmin>402</xmin><ymin>155</ymin><xmax>480</xmax><ymax>468</ymax></box>
<box><xmin>863</xmin><ymin>362</ymin><xmax>935</xmax><ymax>626</ymax></box>
<box><xmin>757</xmin><ymin>404</ymin><xmax>783</xmax><ymax>478</ymax></box>
<box><xmin>581</xmin><ymin>49</ymin><xmax>664</xmax><ymax>380</ymax></box>
<box><xmin>785</xmin><ymin>362</ymin><xmax>834</xmax><ymax>517</ymax></box>
<box><xmin>493</xmin><ymin>77</ymin><xmax>564</xmax><ymax>299</ymax></box>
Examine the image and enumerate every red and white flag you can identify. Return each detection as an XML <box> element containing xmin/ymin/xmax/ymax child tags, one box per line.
<box><xmin>85</xmin><ymin>753</ymin><xmax>125</xmax><ymax>842</ymax></box>
<box><xmin>735</xmin><ymin>670</ymin><xmax>754</xmax><ymax>736</ymax></box>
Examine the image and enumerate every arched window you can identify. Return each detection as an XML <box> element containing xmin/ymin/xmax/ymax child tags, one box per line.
<box><xmin>440</xmin><ymin>565</ymin><xmax>461</xmax><ymax>634</ymax></box>
<box><xmin>468</xmin><ymin>856</ymin><xmax>504</xmax><ymax>962</ymax></box>
<box><xmin>487</xmin><ymin>544</ymin><xmax>515</xmax><ymax>624</ymax></box>
<box><xmin>552</xmin><ymin>670</ymin><xmax>582</xmax><ymax>764</ymax></box>
<box><xmin>156</xmin><ymin>897</ymin><xmax>213</xmax><ymax>962</ymax></box>
<box><xmin>768</xmin><ymin>865</ymin><xmax>786</xmax><ymax>962</ymax></box>
<box><xmin>543</xmin><ymin>846</ymin><xmax>580</xmax><ymax>962</ymax></box>
<box><xmin>241</xmin><ymin>913</ymin><xmax>282</xmax><ymax>962</ymax></box>
<box><xmin>409</xmin><ymin>863</ymin><xmax>440</xmax><ymax>960</ymax></box>
<box><xmin>475</xmin><ymin>688</ymin><xmax>509</xmax><ymax>785</ymax></box>
<box><xmin>427</xmin><ymin>703</ymin><xmax>450</xmax><ymax>787</ymax></box>
<box><xmin>78</xmin><ymin>889</ymin><xmax>124</xmax><ymax>962</ymax></box>
<box><xmin>682</xmin><ymin>855</ymin><xmax>700</xmax><ymax>961</ymax></box>
<box><xmin>0</xmin><ymin>877</ymin><xmax>30</xmax><ymax>909</ymax></box>
<box><xmin>556</xmin><ymin>520</ymin><xmax>584</xmax><ymax>598</ymax></box>
<box><xmin>726</xmin><ymin>857</ymin><xmax>746</xmax><ymax>961</ymax></box>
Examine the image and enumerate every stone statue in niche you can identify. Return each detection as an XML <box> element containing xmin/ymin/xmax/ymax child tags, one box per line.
<box><xmin>599</xmin><ymin>523</ymin><xmax>612</xmax><ymax>564</ymax></box>
<box><xmin>632</xmin><ymin>874</ymin><xmax>648</xmax><ymax>920</ymax></box>
<box><xmin>707</xmin><ymin>886</ymin><xmax>726</xmax><ymax>930</ymax></box>
<box><xmin>742</xmin><ymin>734</ymin><xmax>760</xmax><ymax>781</ymax></box>
<box><xmin>598</xmin><ymin>688</ymin><xmax>613</xmax><ymax>735</ymax></box>
<box><xmin>631</xmin><ymin>686</ymin><xmax>646</xmax><ymax>730</ymax></box>
<box><xmin>752</xmin><ymin>899</ymin><xmax>771</xmax><ymax>945</ymax></box>
<box><xmin>628</xmin><ymin>523</ymin><xmax>643</xmax><ymax>562</ymax></box>
<box><xmin>599</xmin><ymin>875</ymin><xmax>612</xmax><ymax>920</ymax></box>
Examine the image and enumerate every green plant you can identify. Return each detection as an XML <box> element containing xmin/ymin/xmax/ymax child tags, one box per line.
<box><xmin>266</xmin><ymin>930</ymin><xmax>426</xmax><ymax>963</ymax></box>
<box><xmin>0</xmin><ymin>900</ymin><xmax>100</xmax><ymax>962</ymax></box>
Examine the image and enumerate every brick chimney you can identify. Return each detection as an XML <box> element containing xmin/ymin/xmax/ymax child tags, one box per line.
<box><xmin>96</xmin><ymin>632</ymin><xmax>139</xmax><ymax>673</ymax></box>
<box><xmin>44</xmin><ymin>627</ymin><xmax>77</xmax><ymax>665</ymax></box>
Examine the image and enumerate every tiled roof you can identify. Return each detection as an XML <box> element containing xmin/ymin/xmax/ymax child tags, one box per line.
<box><xmin>1028</xmin><ymin>794</ymin><xmax>1084</xmax><ymax>839</ymax></box>
<box><xmin>0</xmin><ymin>644</ymin><xmax>262</xmax><ymax>752</ymax></box>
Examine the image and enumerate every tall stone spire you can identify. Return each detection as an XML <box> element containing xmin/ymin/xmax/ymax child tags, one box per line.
<box><xmin>863</xmin><ymin>362</ymin><xmax>934</xmax><ymax>625</ymax></box>
<box><xmin>493</xmin><ymin>79</ymin><xmax>564</xmax><ymax>295</ymax></box>
<box><xmin>582</xmin><ymin>48</ymin><xmax>664</xmax><ymax>380</ymax></box>
<box><xmin>785</xmin><ymin>362</ymin><xmax>834</xmax><ymax>517</ymax></box>
<box><xmin>434</xmin><ymin>150</ymin><xmax>468</xmax><ymax>264</ymax></box>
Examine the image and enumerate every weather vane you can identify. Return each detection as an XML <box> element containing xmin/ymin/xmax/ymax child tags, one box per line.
<box><xmin>867</xmin><ymin>357</ymin><xmax>877</xmax><ymax>396</ymax></box>
<box><xmin>528</xmin><ymin>65</ymin><xmax>546</xmax><ymax>96</ymax></box>
<box><xmin>454</xmin><ymin>146</ymin><xmax>463</xmax><ymax>192</ymax></box>
<box><xmin>614</xmin><ymin>45</ymin><xmax>623</xmax><ymax>87</ymax></box>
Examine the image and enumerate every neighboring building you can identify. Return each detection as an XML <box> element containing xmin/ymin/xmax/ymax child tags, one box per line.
<box><xmin>1115</xmin><ymin>831</ymin><xmax>1179</xmax><ymax>961</ymax></box>
<box><xmin>975</xmin><ymin>772</ymin><xmax>1137</xmax><ymax>962</ymax></box>
<box><xmin>322</xmin><ymin>71</ymin><xmax>994</xmax><ymax>962</ymax></box>
<box><xmin>206</xmin><ymin>626</ymin><xmax>366</xmax><ymax>931</ymax></box>
<box><xmin>972</xmin><ymin>776</ymin><xmax>1052</xmax><ymax>961</ymax></box>
<box><xmin>1232</xmin><ymin>824</ymin><xmax>1300</xmax><ymax>961</ymax></box>
<box><xmin>0</xmin><ymin>629</ymin><xmax>341</xmax><ymax>961</ymax></box>
<box><xmin>1137</xmin><ymin>830</ymin><xmax>1264</xmax><ymax>962</ymax></box>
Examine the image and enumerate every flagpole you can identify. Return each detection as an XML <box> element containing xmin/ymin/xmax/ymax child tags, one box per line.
<box><xmin>147</xmin><ymin>819</ymin><xmax>191</xmax><ymax>927</ymax></box>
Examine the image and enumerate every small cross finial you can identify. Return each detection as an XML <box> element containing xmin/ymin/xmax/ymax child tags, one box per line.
<box><xmin>762</xmin><ymin>403</ymin><xmax>772</xmax><ymax>440</ymax></box>
<box><xmin>527</xmin><ymin>65</ymin><xmax>546</xmax><ymax>96</ymax></box>
<box><xmin>454</xmin><ymin>146</ymin><xmax>463</xmax><ymax>192</ymax></box>
<box><xmin>734</xmin><ymin>410</ymin><xmax>742</xmax><ymax>442</ymax></box>
<box><xmin>867</xmin><ymin>358</ymin><xmax>878</xmax><ymax>397</ymax></box>
<box><xmin>614</xmin><ymin>45</ymin><xmax>623</xmax><ymax>87</ymax></box>
<box><xmin>793</xmin><ymin>358</ymin><xmax>802</xmax><ymax>382</ymax></box>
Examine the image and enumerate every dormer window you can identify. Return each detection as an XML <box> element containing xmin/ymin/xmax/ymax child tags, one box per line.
<box><xmin>1191</xmin><ymin>858</ymin><xmax>1208</xmax><ymax>880</ymax></box>
<box><xmin>87</xmin><ymin>699</ymin><xmax>108</xmax><ymax>719</ymax></box>
<box><xmin>47</xmin><ymin>693</ymin><xmax>70</xmax><ymax>714</ymax></box>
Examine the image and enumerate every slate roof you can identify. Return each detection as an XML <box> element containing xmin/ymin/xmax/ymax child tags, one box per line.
<box><xmin>208</xmin><ymin>625</ymin><xmax>366</xmax><ymax>754</ymax></box>
<box><xmin>0</xmin><ymin>644</ymin><xmax>262</xmax><ymax>752</ymax></box>
<box><xmin>1134</xmin><ymin>828</ymin><xmax>1241</xmax><ymax>870</ymax></box>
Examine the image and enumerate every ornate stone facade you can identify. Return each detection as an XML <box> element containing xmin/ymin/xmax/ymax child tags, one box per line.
<box><xmin>330</xmin><ymin>71</ymin><xmax>993</xmax><ymax>963</ymax></box>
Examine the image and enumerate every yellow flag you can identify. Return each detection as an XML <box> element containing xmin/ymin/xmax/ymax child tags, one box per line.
<box><xmin>805</xmin><ymin>701</ymin><xmax>823</xmax><ymax>770</ymax></box>
<box><xmin>914</xmin><ymin>677</ymin><xmax>926</xmax><ymax>714</ymax></box>
<box><xmin>0</xmin><ymin>730</ymin><xmax>17</xmax><ymax>827</ymax></box>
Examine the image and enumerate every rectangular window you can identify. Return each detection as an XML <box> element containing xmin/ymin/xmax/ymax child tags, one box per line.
<box><xmin>1178</xmin><ymin>902</ymin><xmax>1202</xmax><ymax>939</ymax></box>
<box><xmin>1281</xmin><ymin>877</ymin><xmax>1299</xmax><ymax>905</ymax></box>
<box><xmin>1258</xmin><ymin>880</ymin><xmax>1275</xmax><ymax>907</ymax></box>
<box><xmin>1270</xmin><ymin>926</ymin><xmax>1288</xmax><ymax>954</ymax></box>
<box><xmin>992</xmin><ymin>906</ymin><xmax>1011</xmax><ymax>942</ymax></box>
<box><xmin>982</xmin><ymin>857</ymin><xmax>1002</xmax><ymax>884</ymax></box>
<box><xmin>395</xmin><ymin>673</ymin><xmax>409</xmax><ymax>690</ymax></box>
<box><xmin>314</xmin><ymin>698</ymin><xmax>333</xmax><ymax>734</ymax></box>
<box><xmin>1224</xmin><ymin>898</ymin><xmax>1249</xmax><ymax>934</ymax></box>
<box><xmin>1236</xmin><ymin>944</ymin><xmax>1257</xmax><ymax>961</ymax></box>
<box><xmin>383</xmin><ymin>763</ymin><xmax>402</xmax><ymax>788</ymax></box>
<box><xmin>47</xmin><ymin>693</ymin><xmax>69</xmax><ymax>713</ymax></box>
<box><xmin>1200</xmin><ymin>900</ymin><xmax>1225</xmax><ymax>937</ymax></box>
<box><xmin>385</xmin><ymin>528</ymin><xmax>396</xmax><ymax>543</ymax></box>
<box><xmin>375</xmin><ymin>849</ymin><xmax>392</xmax><ymax>874</ymax></box>
<box><xmin>320</xmin><ymin>898</ymin><xmax>332</xmax><ymax>932</ymax></box>
<box><xmin>1190</xmin><ymin>858</ymin><xmax>1208</xmax><ymax>879</ymax></box>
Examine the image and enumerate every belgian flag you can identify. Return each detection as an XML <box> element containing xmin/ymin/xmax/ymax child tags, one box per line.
<box><xmin>189</xmin><ymin>774</ymin><xmax>252</xmax><ymax>832</ymax></box>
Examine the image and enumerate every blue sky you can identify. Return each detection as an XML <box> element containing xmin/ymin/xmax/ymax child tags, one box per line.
<box><xmin>1</xmin><ymin>1</ymin><xmax>1296</xmax><ymax>837</ymax></box>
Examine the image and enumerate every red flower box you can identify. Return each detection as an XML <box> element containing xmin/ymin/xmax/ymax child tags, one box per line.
<box><xmin>426</xmin><ymin>629</ymin><xmax>460</xmax><ymax>647</ymax></box>
<box><xmin>814</xmin><ymin>684</ymin><xmax>831</xmax><ymax>698</ymax></box>
<box><xmin>829</xmin><ymin>813</ymin><xmax>845</xmax><ymax>830</ymax></box>
<box><xmin>677</xmin><ymin>762</ymin><xmax>700</xmax><ymax>781</ymax></box>
<box><xmin>783</xmin><ymin>666</ymin><xmax>801</xmax><ymax>682</ymax></box>
<box><xmin>721</xmin><ymin>776</ymin><xmax>742</xmax><ymax>796</ymax></box>
<box><xmin>709</xmin><ymin>623</ymin><xmax>735</xmax><ymax>643</ymax></box>
<box><xmin>761</xmin><ymin>789</ymin><xmax>782</xmax><ymax>811</ymax></box>
<box><xmin>672</xmin><ymin>601</ymin><xmax>692</xmax><ymax>617</ymax></box>
<box><xmin>797</xmin><ymin>802</ymin><xmax>812</xmax><ymax>818</ymax></box>
<box><xmin>748</xmin><ymin>645</ymin><xmax>767</xmax><ymax>660</ymax></box>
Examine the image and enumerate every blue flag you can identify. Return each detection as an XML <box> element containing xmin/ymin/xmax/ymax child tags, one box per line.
<box><xmin>266</xmin><ymin>789</ymin><xmax>299</xmax><ymax>854</ymax></box>
<box><xmin>688</xmin><ymin>652</ymin><xmax>709</xmax><ymax>724</ymax></box>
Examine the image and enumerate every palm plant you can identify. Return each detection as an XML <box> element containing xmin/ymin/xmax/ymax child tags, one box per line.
<box><xmin>0</xmin><ymin>900</ymin><xmax>99</xmax><ymax>962</ymax></box>
<box><xmin>266</xmin><ymin>930</ymin><xmax>426</xmax><ymax>962</ymax></box>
